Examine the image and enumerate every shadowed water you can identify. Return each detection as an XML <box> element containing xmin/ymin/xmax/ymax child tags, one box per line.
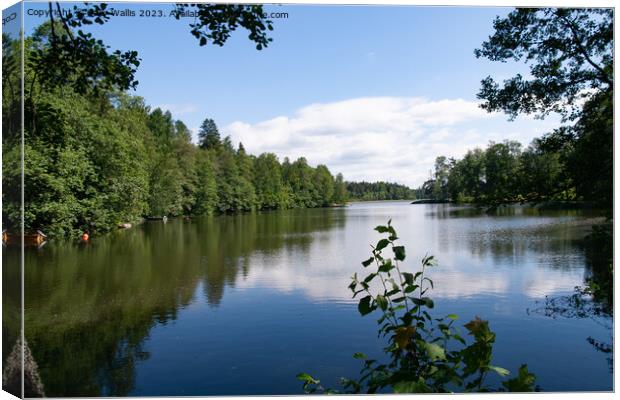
<box><xmin>3</xmin><ymin>202</ymin><xmax>612</xmax><ymax>396</ymax></box>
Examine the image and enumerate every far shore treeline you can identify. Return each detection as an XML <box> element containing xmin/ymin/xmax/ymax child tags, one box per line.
<box><xmin>416</xmin><ymin>90</ymin><xmax>612</xmax><ymax>209</ymax></box>
<box><xmin>2</xmin><ymin>80</ymin><xmax>359</xmax><ymax>237</ymax></box>
<box><xmin>417</xmin><ymin>97</ymin><xmax>612</xmax><ymax>208</ymax></box>
<box><xmin>2</xmin><ymin>6</ymin><xmax>612</xmax><ymax>242</ymax></box>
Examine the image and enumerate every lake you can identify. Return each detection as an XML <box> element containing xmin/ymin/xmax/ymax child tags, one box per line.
<box><xmin>3</xmin><ymin>201</ymin><xmax>613</xmax><ymax>395</ymax></box>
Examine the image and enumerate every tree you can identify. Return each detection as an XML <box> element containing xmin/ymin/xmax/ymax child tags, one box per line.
<box><xmin>313</xmin><ymin>165</ymin><xmax>335</xmax><ymax>207</ymax></box>
<box><xmin>235</xmin><ymin>142</ymin><xmax>258</xmax><ymax>211</ymax></box>
<box><xmin>285</xmin><ymin>157</ymin><xmax>317</xmax><ymax>208</ymax></box>
<box><xmin>517</xmin><ymin>142</ymin><xmax>563</xmax><ymax>201</ymax></box>
<box><xmin>211</xmin><ymin>137</ymin><xmax>257</xmax><ymax>213</ymax></box>
<box><xmin>346</xmin><ymin>181</ymin><xmax>415</xmax><ymax>201</ymax></box>
<box><xmin>172</xmin><ymin>130</ymin><xmax>198</xmax><ymax>215</ymax></box>
<box><xmin>475</xmin><ymin>8</ymin><xmax>613</xmax><ymax>207</ymax></box>
<box><xmin>3</xmin><ymin>4</ymin><xmax>355</xmax><ymax>238</ymax></box>
<box><xmin>175</xmin><ymin>120</ymin><xmax>192</xmax><ymax>142</ymax></box>
<box><xmin>147</xmin><ymin>108</ymin><xmax>175</xmax><ymax>141</ymax></box>
<box><xmin>173</xmin><ymin>4</ymin><xmax>274</xmax><ymax>50</ymax></box>
<box><xmin>254</xmin><ymin>153</ymin><xmax>286</xmax><ymax>210</ymax></box>
<box><xmin>332</xmin><ymin>173</ymin><xmax>348</xmax><ymax>205</ymax></box>
<box><xmin>193</xmin><ymin>150</ymin><xmax>218</xmax><ymax>215</ymax></box>
<box><xmin>475</xmin><ymin>8</ymin><xmax>612</xmax><ymax>121</ymax></box>
<box><xmin>482</xmin><ymin>141</ymin><xmax>521</xmax><ymax>203</ymax></box>
<box><xmin>432</xmin><ymin>156</ymin><xmax>450</xmax><ymax>201</ymax></box>
<box><xmin>198</xmin><ymin>118</ymin><xmax>221</xmax><ymax>150</ymax></box>
<box><xmin>565</xmin><ymin>90</ymin><xmax>613</xmax><ymax>206</ymax></box>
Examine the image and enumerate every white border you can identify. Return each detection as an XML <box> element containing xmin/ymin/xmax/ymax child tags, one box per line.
<box><xmin>0</xmin><ymin>1</ymin><xmax>617</xmax><ymax>400</ymax></box>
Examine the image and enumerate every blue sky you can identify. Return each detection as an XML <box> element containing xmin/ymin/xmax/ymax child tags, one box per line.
<box><xmin>22</xmin><ymin>2</ymin><xmax>562</xmax><ymax>186</ymax></box>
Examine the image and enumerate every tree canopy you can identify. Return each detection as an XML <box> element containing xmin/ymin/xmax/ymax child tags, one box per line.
<box><xmin>2</xmin><ymin>3</ymin><xmax>354</xmax><ymax>238</ymax></box>
<box><xmin>475</xmin><ymin>8</ymin><xmax>613</xmax><ymax>208</ymax></box>
<box><xmin>198</xmin><ymin>118</ymin><xmax>221</xmax><ymax>150</ymax></box>
<box><xmin>475</xmin><ymin>8</ymin><xmax>612</xmax><ymax>121</ymax></box>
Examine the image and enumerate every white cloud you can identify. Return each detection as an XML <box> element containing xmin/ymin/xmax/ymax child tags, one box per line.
<box><xmin>222</xmin><ymin>96</ymin><xmax>560</xmax><ymax>187</ymax></box>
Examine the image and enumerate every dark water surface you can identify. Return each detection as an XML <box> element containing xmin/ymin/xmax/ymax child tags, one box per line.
<box><xmin>6</xmin><ymin>202</ymin><xmax>613</xmax><ymax>395</ymax></box>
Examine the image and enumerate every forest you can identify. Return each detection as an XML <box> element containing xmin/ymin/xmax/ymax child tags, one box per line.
<box><xmin>417</xmin><ymin>8</ymin><xmax>612</xmax><ymax>212</ymax></box>
<box><xmin>0</xmin><ymin>15</ymin><xmax>363</xmax><ymax>239</ymax></box>
<box><xmin>346</xmin><ymin>181</ymin><xmax>416</xmax><ymax>201</ymax></box>
<box><xmin>0</xmin><ymin>4</ymin><xmax>422</xmax><ymax>239</ymax></box>
<box><xmin>2</xmin><ymin>5</ymin><xmax>613</xmax><ymax>245</ymax></box>
<box><xmin>417</xmin><ymin>82</ymin><xmax>612</xmax><ymax>210</ymax></box>
<box><xmin>1</xmin><ymin>73</ymin><xmax>350</xmax><ymax>238</ymax></box>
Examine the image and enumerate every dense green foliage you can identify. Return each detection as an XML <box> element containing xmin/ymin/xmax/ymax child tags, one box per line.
<box><xmin>1</xmin><ymin>27</ymin><xmax>347</xmax><ymax>238</ymax></box>
<box><xmin>419</xmin><ymin>139</ymin><xmax>571</xmax><ymax>205</ymax></box>
<box><xmin>475</xmin><ymin>8</ymin><xmax>612</xmax><ymax>121</ymax></box>
<box><xmin>474</xmin><ymin>8</ymin><xmax>613</xmax><ymax>208</ymax></box>
<box><xmin>298</xmin><ymin>221</ymin><xmax>536</xmax><ymax>393</ymax></box>
<box><xmin>347</xmin><ymin>181</ymin><xmax>416</xmax><ymax>201</ymax></box>
<box><xmin>419</xmin><ymin>9</ymin><xmax>613</xmax><ymax>208</ymax></box>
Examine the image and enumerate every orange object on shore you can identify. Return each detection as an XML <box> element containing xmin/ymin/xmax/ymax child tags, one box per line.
<box><xmin>2</xmin><ymin>230</ymin><xmax>47</xmax><ymax>247</ymax></box>
<box><xmin>81</xmin><ymin>232</ymin><xmax>89</xmax><ymax>242</ymax></box>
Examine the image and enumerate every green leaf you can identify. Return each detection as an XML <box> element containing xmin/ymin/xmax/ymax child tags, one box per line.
<box><xmin>489</xmin><ymin>365</ymin><xmax>510</xmax><ymax>377</ymax></box>
<box><xmin>363</xmin><ymin>273</ymin><xmax>377</xmax><ymax>283</ymax></box>
<box><xmin>393</xmin><ymin>378</ymin><xmax>430</xmax><ymax>393</ymax></box>
<box><xmin>423</xmin><ymin>277</ymin><xmax>434</xmax><ymax>288</ymax></box>
<box><xmin>393</xmin><ymin>245</ymin><xmax>406</xmax><ymax>261</ymax></box>
<box><xmin>402</xmin><ymin>272</ymin><xmax>414</xmax><ymax>285</ymax></box>
<box><xmin>502</xmin><ymin>364</ymin><xmax>536</xmax><ymax>392</ymax></box>
<box><xmin>412</xmin><ymin>297</ymin><xmax>434</xmax><ymax>308</ymax></box>
<box><xmin>358</xmin><ymin>295</ymin><xmax>373</xmax><ymax>316</ymax></box>
<box><xmin>464</xmin><ymin>317</ymin><xmax>494</xmax><ymax>341</ymax></box>
<box><xmin>423</xmin><ymin>255</ymin><xmax>437</xmax><ymax>267</ymax></box>
<box><xmin>362</xmin><ymin>257</ymin><xmax>374</xmax><ymax>267</ymax></box>
<box><xmin>376</xmin><ymin>294</ymin><xmax>388</xmax><ymax>311</ymax></box>
<box><xmin>375</xmin><ymin>238</ymin><xmax>390</xmax><ymax>251</ymax></box>
<box><xmin>404</xmin><ymin>284</ymin><xmax>418</xmax><ymax>293</ymax></box>
<box><xmin>296</xmin><ymin>373</ymin><xmax>318</xmax><ymax>384</ymax></box>
<box><xmin>446</xmin><ymin>314</ymin><xmax>458</xmax><ymax>320</ymax></box>
<box><xmin>375</xmin><ymin>225</ymin><xmax>390</xmax><ymax>233</ymax></box>
<box><xmin>421</xmin><ymin>341</ymin><xmax>446</xmax><ymax>361</ymax></box>
<box><xmin>400</xmin><ymin>312</ymin><xmax>413</xmax><ymax>325</ymax></box>
<box><xmin>378</xmin><ymin>260</ymin><xmax>394</xmax><ymax>273</ymax></box>
<box><xmin>395</xmin><ymin>326</ymin><xmax>416</xmax><ymax>349</ymax></box>
<box><xmin>412</xmin><ymin>298</ymin><xmax>425</xmax><ymax>306</ymax></box>
<box><xmin>352</xmin><ymin>352</ymin><xmax>367</xmax><ymax>360</ymax></box>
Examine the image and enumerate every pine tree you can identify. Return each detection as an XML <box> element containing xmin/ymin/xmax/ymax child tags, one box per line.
<box><xmin>198</xmin><ymin>118</ymin><xmax>221</xmax><ymax>150</ymax></box>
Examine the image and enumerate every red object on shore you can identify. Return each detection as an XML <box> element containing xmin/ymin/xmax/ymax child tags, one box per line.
<box><xmin>81</xmin><ymin>232</ymin><xmax>89</xmax><ymax>242</ymax></box>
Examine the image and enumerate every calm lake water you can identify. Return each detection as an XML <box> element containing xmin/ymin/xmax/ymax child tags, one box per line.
<box><xmin>4</xmin><ymin>202</ymin><xmax>613</xmax><ymax>395</ymax></box>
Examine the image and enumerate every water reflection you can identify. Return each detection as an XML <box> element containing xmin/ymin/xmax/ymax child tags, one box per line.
<box><xmin>17</xmin><ymin>203</ymin><xmax>608</xmax><ymax>395</ymax></box>
<box><xmin>20</xmin><ymin>209</ymin><xmax>344</xmax><ymax>396</ymax></box>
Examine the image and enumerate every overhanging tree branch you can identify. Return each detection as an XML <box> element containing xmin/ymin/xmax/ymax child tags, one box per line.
<box><xmin>559</xmin><ymin>14</ymin><xmax>612</xmax><ymax>87</ymax></box>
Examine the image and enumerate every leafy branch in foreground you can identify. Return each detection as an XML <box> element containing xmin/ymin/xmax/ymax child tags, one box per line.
<box><xmin>298</xmin><ymin>220</ymin><xmax>536</xmax><ymax>393</ymax></box>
